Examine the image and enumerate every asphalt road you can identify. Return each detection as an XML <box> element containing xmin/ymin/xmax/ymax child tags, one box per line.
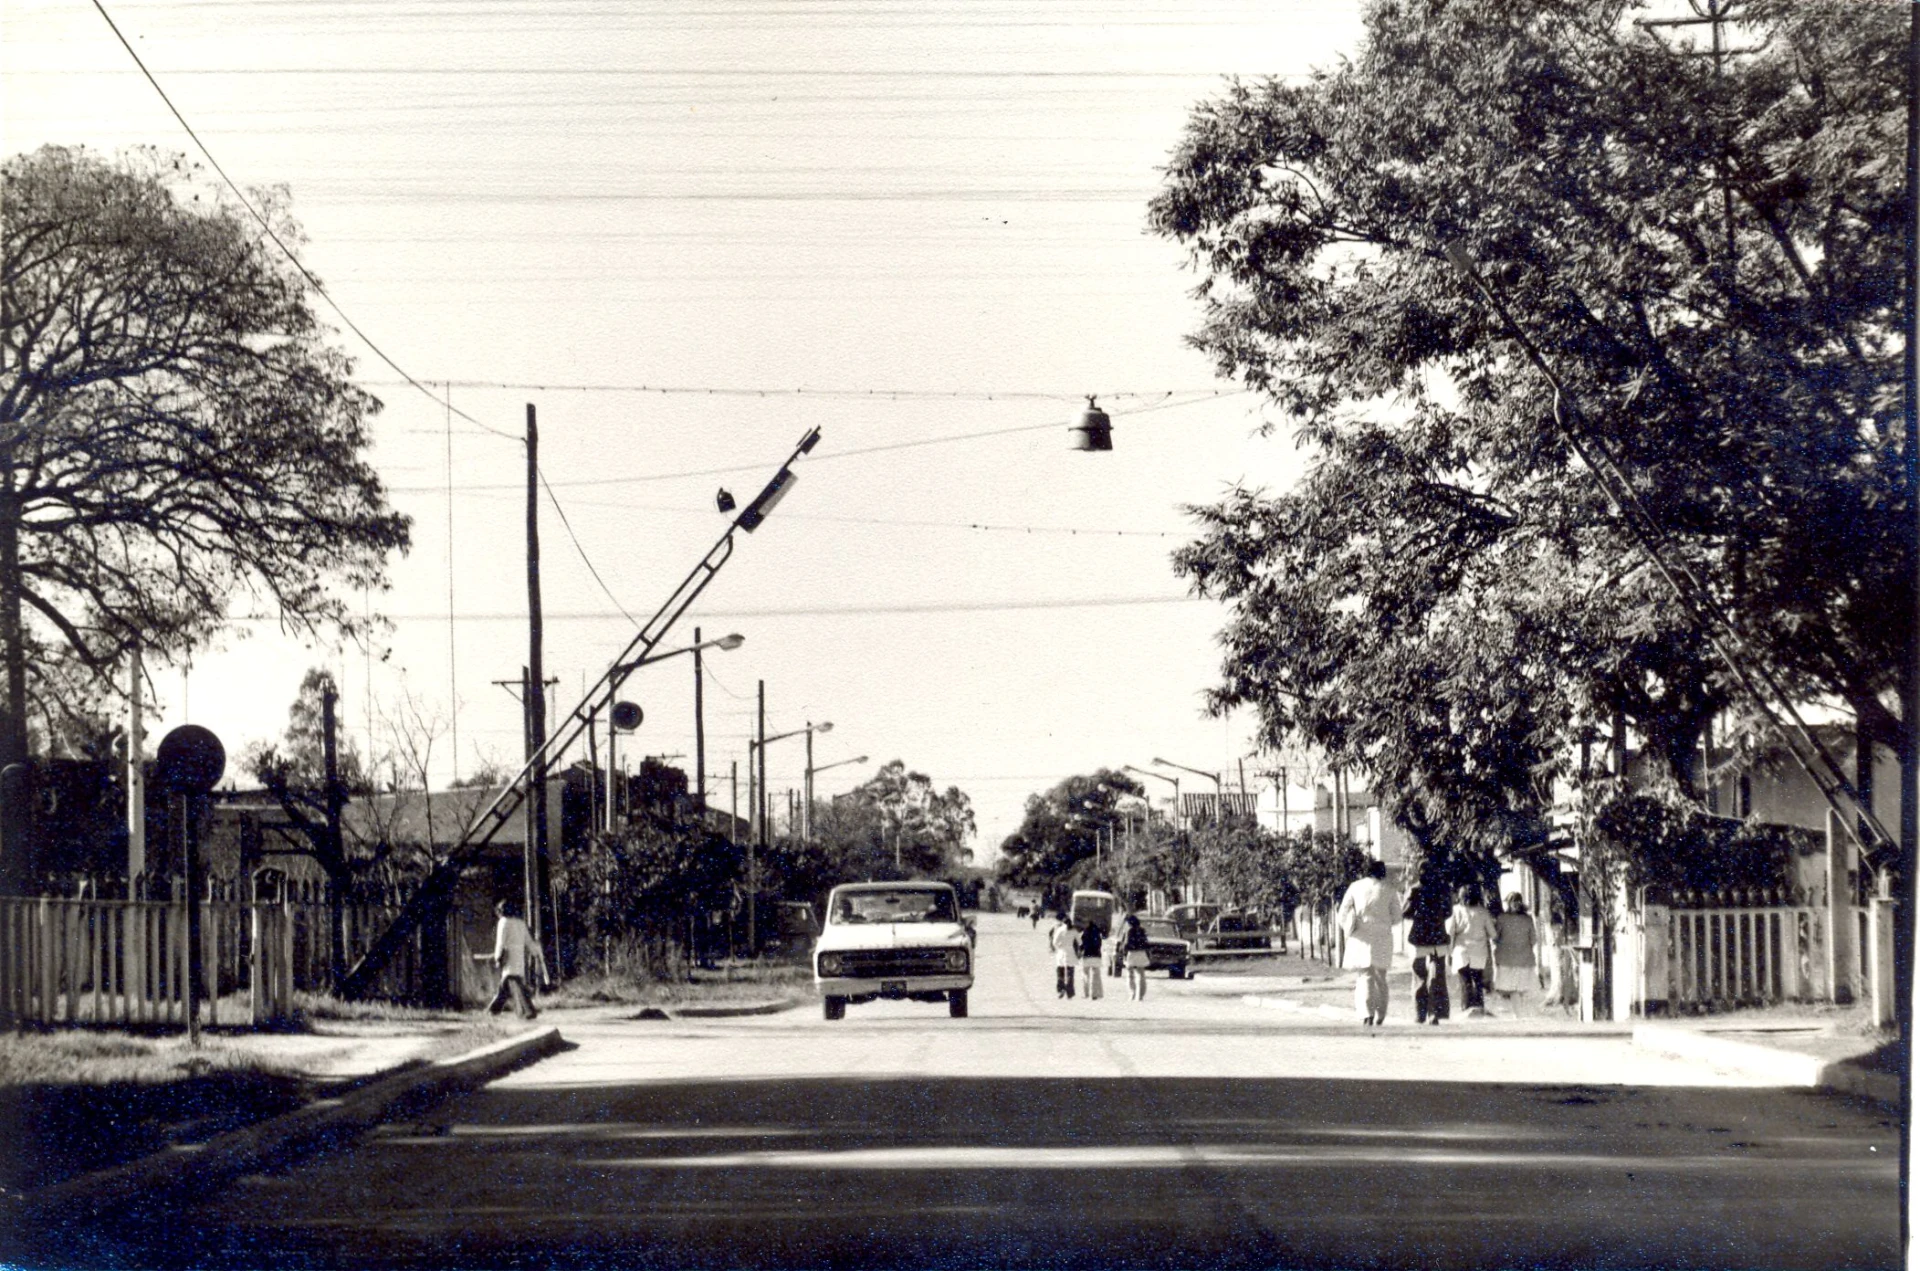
<box><xmin>67</xmin><ymin>914</ymin><xmax>1904</xmax><ymax>1269</ymax></box>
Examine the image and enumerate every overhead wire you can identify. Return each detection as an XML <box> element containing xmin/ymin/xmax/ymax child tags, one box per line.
<box><xmin>362</xmin><ymin>381</ymin><xmax>1232</xmax><ymax>401</ymax></box>
<box><xmin>384</xmin><ymin>389</ymin><xmax>1252</xmax><ymax>494</ymax></box>
<box><xmin>536</xmin><ymin>465</ymin><xmax>640</xmax><ymax>628</ymax></box>
<box><xmin>84</xmin><ymin>0</ymin><xmax>521</xmax><ymax>445</ymax></box>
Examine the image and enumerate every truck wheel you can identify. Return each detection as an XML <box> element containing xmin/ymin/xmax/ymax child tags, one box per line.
<box><xmin>824</xmin><ymin>996</ymin><xmax>846</xmax><ymax>1021</ymax></box>
<box><xmin>948</xmin><ymin>990</ymin><xmax>968</xmax><ymax>1018</ymax></box>
<box><xmin>1169</xmin><ymin>965</ymin><xmax>1186</xmax><ymax>980</ymax></box>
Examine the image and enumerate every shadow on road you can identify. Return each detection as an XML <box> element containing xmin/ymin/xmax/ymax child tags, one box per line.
<box><xmin>20</xmin><ymin>1073</ymin><xmax>1898</xmax><ymax>1270</ymax></box>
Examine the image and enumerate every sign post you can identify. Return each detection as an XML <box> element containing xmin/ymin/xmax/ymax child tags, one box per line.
<box><xmin>156</xmin><ymin>725</ymin><xmax>224</xmax><ymax>1045</ymax></box>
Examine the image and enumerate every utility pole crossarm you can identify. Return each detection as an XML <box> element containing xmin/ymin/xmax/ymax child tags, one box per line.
<box><xmin>338</xmin><ymin>427</ymin><xmax>822</xmax><ymax>1000</ymax></box>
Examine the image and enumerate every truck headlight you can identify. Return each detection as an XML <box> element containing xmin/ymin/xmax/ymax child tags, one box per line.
<box><xmin>818</xmin><ymin>953</ymin><xmax>843</xmax><ymax>976</ymax></box>
<box><xmin>944</xmin><ymin>948</ymin><xmax>968</xmax><ymax>973</ymax></box>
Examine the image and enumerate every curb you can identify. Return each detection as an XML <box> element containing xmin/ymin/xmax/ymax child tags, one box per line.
<box><xmin>1242</xmin><ymin>993</ymin><xmax>1349</xmax><ymax>1021</ymax></box>
<box><xmin>1632</xmin><ymin>1023</ymin><xmax>1900</xmax><ymax>1106</ymax></box>
<box><xmin>13</xmin><ymin>1025</ymin><xmax>564</xmax><ymax>1222</ymax></box>
<box><xmin>666</xmin><ymin>998</ymin><xmax>808</xmax><ymax>1019</ymax></box>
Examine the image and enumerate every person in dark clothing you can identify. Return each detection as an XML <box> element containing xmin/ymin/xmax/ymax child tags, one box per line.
<box><xmin>1076</xmin><ymin>919</ymin><xmax>1105</xmax><ymax>1001</ymax></box>
<box><xmin>1119</xmin><ymin>913</ymin><xmax>1153</xmax><ymax>1001</ymax></box>
<box><xmin>1404</xmin><ymin>872</ymin><xmax>1452</xmax><ymax>1025</ymax></box>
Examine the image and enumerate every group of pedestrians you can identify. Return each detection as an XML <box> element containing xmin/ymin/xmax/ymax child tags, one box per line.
<box><xmin>1046</xmin><ymin>910</ymin><xmax>1155</xmax><ymax>1002</ymax></box>
<box><xmin>1339</xmin><ymin>861</ymin><xmax>1543</xmax><ymax>1026</ymax></box>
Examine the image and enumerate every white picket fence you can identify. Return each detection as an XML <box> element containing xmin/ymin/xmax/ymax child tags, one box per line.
<box><xmin>1629</xmin><ymin>890</ymin><xmax>1848</xmax><ymax>1012</ymax></box>
<box><xmin>0</xmin><ymin>891</ymin><xmax>294</xmax><ymax>1027</ymax></box>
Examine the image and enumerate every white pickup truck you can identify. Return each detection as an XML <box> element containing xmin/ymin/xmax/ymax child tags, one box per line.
<box><xmin>813</xmin><ymin>881</ymin><xmax>974</xmax><ymax>1020</ymax></box>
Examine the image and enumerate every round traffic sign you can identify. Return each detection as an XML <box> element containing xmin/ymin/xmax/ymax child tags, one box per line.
<box><xmin>156</xmin><ymin>724</ymin><xmax>226</xmax><ymax>794</ymax></box>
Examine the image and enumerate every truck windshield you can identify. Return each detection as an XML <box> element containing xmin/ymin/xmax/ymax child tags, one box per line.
<box><xmin>830</xmin><ymin>889</ymin><xmax>957</xmax><ymax>924</ymax></box>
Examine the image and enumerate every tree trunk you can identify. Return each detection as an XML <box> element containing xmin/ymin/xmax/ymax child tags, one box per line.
<box><xmin>0</xmin><ymin>493</ymin><xmax>27</xmax><ymax>769</ymax></box>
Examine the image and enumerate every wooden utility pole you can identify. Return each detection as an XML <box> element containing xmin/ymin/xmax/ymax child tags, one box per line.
<box><xmin>753</xmin><ymin>679</ymin><xmax>766</xmax><ymax>953</ymax></box>
<box><xmin>694</xmin><ymin>627</ymin><xmax>708</xmax><ymax>812</ymax></box>
<box><xmin>322</xmin><ymin>682</ymin><xmax>346</xmax><ymax>991</ymax></box>
<box><xmin>525</xmin><ymin>404</ymin><xmax>550</xmax><ymax>947</ymax></box>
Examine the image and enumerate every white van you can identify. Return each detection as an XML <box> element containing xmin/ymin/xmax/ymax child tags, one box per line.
<box><xmin>1068</xmin><ymin>889</ymin><xmax>1119</xmax><ymax>938</ymax></box>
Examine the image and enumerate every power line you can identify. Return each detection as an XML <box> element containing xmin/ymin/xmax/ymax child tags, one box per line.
<box><xmin>399</xmin><ymin>492</ymin><xmax>1191</xmax><ymax>538</ymax></box>
<box><xmin>85</xmin><ymin>0</ymin><xmax>520</xmax><ymax>445</ymax></box>
<box><xmin>361</xmin><ymin>381</ymin><xmax>1231</xmax><ymax>401</ymax></box>
<box><xmin>536</xmin><ymin>465</ymin><xmax>639</xmax><ymax>628</ymax></box>
<box><xmin>225</xmin><ymin>593</ymin><xmax>1201</xmax><ymax>623</ymax></box>
<box><xmin>385</xmin><ymin>390</ymin><xmax>1251</xmax><ymax>493</ymax></box>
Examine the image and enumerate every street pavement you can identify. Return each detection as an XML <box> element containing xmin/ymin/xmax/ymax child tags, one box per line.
<box><xmin>58</xmin><ymin>913</ymin><xmax>1903</xmax><ymax>1269</ymax></box>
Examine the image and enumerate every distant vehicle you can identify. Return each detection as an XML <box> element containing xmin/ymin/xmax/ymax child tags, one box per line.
<box><xmin>1166</xmin><ymin>904</ymin><xmax>1273</xmax><ymax>955</ymax></box>
<box><xmin>1108</xmin><ymin>914</ymin><xmax>1191</xmax><ymax>979</ymax></box>
<box><xmin>1068</xmin><ymin>889</ymin><xmax>1119</xmax><ymax>938</ymax></box>
<box><xmin>1165</xmin><ymin>903</ymin><xmax>1221</xmax><ymax>944</ymax></box>
<box><xmin>813</xmin><ymin>881</ymin><xmax>973</xmax><ymax>1021</ymax></box>
<box><xmin>1207</xmin><ymin>911</ymin><xmax>1273</xmax><ymax>951</ymax></box>
<box><xmin>762</xmin><ymin>901</ymin><xmax>821</xmax><ymax>961</ymax></box>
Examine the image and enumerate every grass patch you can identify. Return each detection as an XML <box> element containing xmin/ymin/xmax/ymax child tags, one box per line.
<box><xmin>0</xmin><ymin>1030</ymin><xmax>292</xmax><ymax>1088</ymax></box>
<box><xmin>0</xmin><ymin>1032</ymin><xmax>311</xmax><ymax>1193</ymax></box>
<box><xmin>546</xmin><ymin>961</ymin><xmax>811</xmax><ymax>1010</ymax></box>
<box><xmin>291</xmin><ymin>991</ymin><xmax>471</xmax><ymax>1024</ymax></box>
<box><xmin>0</xmin><ymin>1012</ymin><xmax>519</xmax><ymax>1193</ymax></box>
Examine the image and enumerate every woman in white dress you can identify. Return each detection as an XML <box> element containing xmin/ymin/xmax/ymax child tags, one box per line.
<box><xmin>1336</xmin><ymin>859</ymin><xmax>1400</xmax><ymax>1026</ymax></box>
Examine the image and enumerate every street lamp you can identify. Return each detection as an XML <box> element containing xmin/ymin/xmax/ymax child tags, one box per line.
<box><xmin>1123</xmin><ymin>764</ymin><xmax>1181</xmax><ymax>830</ymax></box>
<box><xmin>1154</xmin><ymin>756</ymin><xmax>1223</xmax><ymax>826</ymax></box>
<box><xmin>803</xmin><ymin>754</ymin><xmax>867</xmax><ymax>841</ymax></box>
<box><xmin>749</xmin><ymin>720</ymin><xmax>832</xmax><ymax>844</ymax></box>
<box><xmin>1077</xmin><ymin>798</ymin><xmax>1116</xmax><ymax>864</ymax></box>
<box><xmin>747</xmin><ymin>714</ymin><xmax>831</xmax><ymax>952</ymax></box>
<box><xmin>601</xmin><ymin>632</ymin><xmax>744</xmax><ymax>831</ymax></box>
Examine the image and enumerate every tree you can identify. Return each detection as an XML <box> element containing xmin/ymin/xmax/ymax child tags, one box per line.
<box><xmin>559</xmin><ymin>786</ymin><xmax>743</xmax><ymax>981</ymax></box>
<box><xmin>0</xmin><ymin>145</ymin><xmax>411</xmax><ymax>766</ymax></box>
<box><xmin>243</xmin><ymin>668</ymin><xmax>369</xmax><ymax>988</ymax></box>
<box><xmin>995</xmin><ymin>769</ymin><xmax>1144</xmax><ymax>889</ymax></box>
<box><xmin>1191</xmin><ymin>815</ymin><xmax>1296</xmax><ymax>919</ymax></box>
<box><xmin>842</xmin><ymin>760</ymin><xmax>976</xmax><ymax>877</ymax></box>
<box><xmin>1149</xmin><ymin>0</ymin><xmax>1904</xmax><ymax>872</ymax></box>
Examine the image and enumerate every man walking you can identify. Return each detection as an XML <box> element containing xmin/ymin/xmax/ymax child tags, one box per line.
<box><xmin>1337</xmin><ymin>859</ymin><xmax>1400</xmax><ymax>1027</ymax></box>
<box><xmin>477</xmin><ymin>898</ymin><xmax>549</xmax><ymax>1019</ymax></box>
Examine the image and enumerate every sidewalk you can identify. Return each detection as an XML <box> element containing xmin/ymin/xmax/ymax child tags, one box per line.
<box><xmin>1221</xmin><ymin>950</ymin><xmax>1903</xmax><ymax>1106</ymax></box>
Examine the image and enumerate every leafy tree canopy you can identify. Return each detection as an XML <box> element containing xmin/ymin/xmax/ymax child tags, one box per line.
<box><xmin>0</xmin><ymin>145</ymin><xmax>411</xmax><ymax>763</ymax></box>
<box><xmin>995</xmin><ymin>769</ymin><xmax>1145</xmax><ymax>886</ymax></box>
<box><xmin>1149</xmin><ymin>0</ymin><xmax>1904</xmax><ymax>864</ymax></box>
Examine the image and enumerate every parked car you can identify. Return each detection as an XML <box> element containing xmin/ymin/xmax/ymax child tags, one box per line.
<box><xmin>813</xmin><ymin>881</ymin><xmax>973</xmax><ymax>1020</ymax></box>
<box><xmin>1167</xmin><ymin>904</ymin><xmax>1273</xmax><ymax>954</ymax></box>
<box><xmin>1200</xmin><ymin>910</ymin><xmax>1274</xmax><ymax>953</ymax></box>
<box><xmin>1165</xmin><ymin>903</ymin><xmax>1221</xmax><ymax>944</ymax></box>
<box><xmin>1108</xmin><ymin>914</ymin><xmax>1190</xmax><ymax>979</ymax></box>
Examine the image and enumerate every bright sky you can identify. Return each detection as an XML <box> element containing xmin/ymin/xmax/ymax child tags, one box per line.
<box><xmin>3</xmin><ymin>0</ymin><xmax>1369</xmax><ymax>854</ymax></box>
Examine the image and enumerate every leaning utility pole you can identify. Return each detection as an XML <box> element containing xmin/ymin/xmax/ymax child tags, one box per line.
<box><xmin>338</xmin><ymin>427</ymin><xmax>821</xmax><ymax>999</ymax></box>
